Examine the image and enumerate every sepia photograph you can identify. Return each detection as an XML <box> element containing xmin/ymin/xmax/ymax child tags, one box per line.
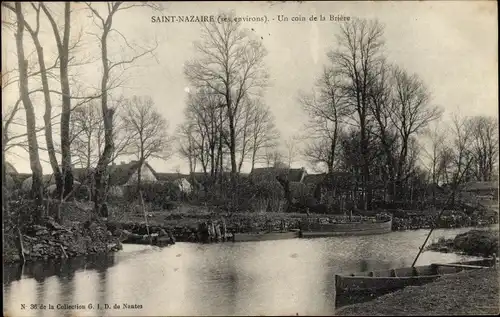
<box><xmin>2</xmin><ymin>1</ymin><xmax>498</xmax><ymax>316</ymax></box>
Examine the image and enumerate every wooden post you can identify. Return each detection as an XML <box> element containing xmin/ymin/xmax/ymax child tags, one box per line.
<box><xmin>139</xmin><ymin>190</ymin><xmax>152</xmax><ymax>245</ymax></box>
<box><xmin>411</xmin><ymin>159</ymin><xmax>473</xmax><ymax>267</ymax></box>
<box><xmin>16</xmin><ymin>227</ymin><xmax>26</xmax><ymax>263</ymax></box>
<box><xmin>221</xmin><ymin>218</ymin><xmax>227</xmax><ymax>242</ymax></box>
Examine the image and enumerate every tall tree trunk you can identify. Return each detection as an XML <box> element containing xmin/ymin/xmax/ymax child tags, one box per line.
<box><xmin>94</xmin><ymin>24</ymin><xmax>114</xmax><ymax>217</ymax></box>
<box><xmin>359</xmin><ymin>119</ymin><xmax>371</xmax><ymax>211</ymax></box>
<box><xmin>210</xmin><ymin>145</ymin><xmax>215</xmax><ymax>177</ymax></box>
<box><xmin>395</xmin><ymin>137</ymin><xmax>409</xmax><ymax>201</ymax></box>
<box><xmin>42</xmin><ymin>2</ymin><xmax>73</xmax><ymax>197</ymax></box>
<box><xmin>2</xmin><ymin>143</ymin><xmax>8</xmax><ymax>221</ymax></box>
<box><xmin>328</xmin><ymin>125</ymin><xmax>338</xmax><ymax>173</ymax></box>
<box><xmin>251</xmin><ymin>147</ymin><xmax>257</xmax><ymax>172</ymax></box>
<box><xmin>228</xmin><ymin>113</ymin><xmax>237</xmax><ymax>177</ymax></box>
<box><xmin>28</xmin><ymin>28</ymin><xmax>63</xmax><ymax>198</ymax></box>
<box><xmin>15</xmin><ymin>2</ymin><xmax>44</xmax><ymax>211</ymax></box>
<box><xmin>59</xmin><ymin>3</ymin><xmax>73</xmax><ymax>197</ymax></box>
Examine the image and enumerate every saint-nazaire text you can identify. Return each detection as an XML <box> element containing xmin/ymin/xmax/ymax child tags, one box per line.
<box><xmin>151</xmin><ymin>15</ymin><xmax>216</xmax><ymax>23</ymax></box>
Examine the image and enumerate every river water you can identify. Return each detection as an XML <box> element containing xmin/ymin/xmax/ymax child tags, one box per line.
<box><xmin>3</xmin><ymin>226</ymin><xmax>493</xmax><ymax>316</ymax></box>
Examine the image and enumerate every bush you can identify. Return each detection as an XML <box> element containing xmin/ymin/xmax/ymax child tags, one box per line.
<box><xmin>74</xmin><ymin>184</ymin><xmax>91</xmax><ymax>200</ymax></box>
<box><xmin>123</xmin><ymin>182</ymin><xmax>181</xmax><ymax>209</ymax></box>
<box><xmin>453</xmin><ymin>230</ymin><xmax>499</xmax><ymax>257</ymax></box>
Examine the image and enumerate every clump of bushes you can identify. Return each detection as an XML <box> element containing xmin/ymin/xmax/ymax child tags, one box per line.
<box><xmin>453</xmin><ymin>230</ymin><xmax>499</xmax><ymax>257</ymax></box>
<box><xmin>123</xmin><ymin>182</ymin><xmax>180</xmax><ymax>210</ymax></box>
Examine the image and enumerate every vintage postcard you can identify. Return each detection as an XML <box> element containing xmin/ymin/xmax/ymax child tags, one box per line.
<box><xmin>2</xmin><ymin>1</ymin><xmax>498</xmax><ymax>316</ymax></box>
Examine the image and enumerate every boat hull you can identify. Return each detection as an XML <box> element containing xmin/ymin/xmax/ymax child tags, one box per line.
<box><xmin>233</xmin><ymin>231</ymin><xmax>300</xmax><ymax>242</ymax></box>
<box><xmin>300</xmin><ymin>218</ymin><xmax>392</xmax><ymax>237</ymax></box>
<box><xmin>122</xmin><ymin>235</ymin><xmax>175</xmax><ymax>247</ymax></box>
<box><xmin>335</xmin><ymin>259</ymin><xmax>495</xmax><ymax>295</ymax></box>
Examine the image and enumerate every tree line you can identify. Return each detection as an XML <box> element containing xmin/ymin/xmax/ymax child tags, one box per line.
<box><xmin>178</xmin><ymin>13</ymin><xmax>279</xmax><ymax>184</ymax></box>
<box><xmin>178</xmin><ymin>14</ymin><xmax>498</xmax><ymax>210</ymax></box>
<box><xmin>298</xmin><ymin>19</ymin><xmax>498</xmax><ymax>210</ymax></box>
<box><xmin>3</xmin><ymin>6</ymin><xmax>498</xmax><ymax>220</ymax></box>
<box><xmin>2</xmin><ymin>2</ymin><xmax>169</xmax><ymax>222</ymax></box>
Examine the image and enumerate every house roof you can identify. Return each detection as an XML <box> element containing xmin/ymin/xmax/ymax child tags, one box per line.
<box><xmin>5</xmin><ymin>162</ymin><xmax>18</xmax><ymax>175</ymax></box>
<box><xmin>17</xmin><ymin>161</ymin><xmax>158</xmax><ymax>189</ymax></box>
<box><xmin>187</xmin><ymin>171</ymin><xmax>249</xmax><ymax>185</ymax></box>
<box><xmin>188</xmin><ymin>172</ymin><xmax>212</xmax><ymax>185</ymax></box>
<box><xmin>156</xmin><ymin>173</ymin><xmax>189</xmax><ymax>182</ymax></box>
<box><xmin>302</xmin><ymin>171</ymin><xmax>353</xmax><ymax>187</ymax></box>
<box><xmin>108</xmin><ymin>161</ymin><xmax>158</xmax><ymax>186</ymax></box>
<box><xmin>21</xmin><ymin>174</ymin><xmax>57</xmax><ymax>190</ymax></box>
<box><xmin>72</xmin><ymin>167</ymin><xmax>95</xmax><ymax>182</ymax></box>
<box><xmin>250</xmin><ymin>167</ymin><xmax>305</xmax><ymax>182</ymax></box>
<box><xmin>462</xmin><ymin>181</ymin><xmax>499</xmax><ymax>192</ymax></box>
<box><xmin>12</xmin><ymin>173</ymin><xmax>31</xmax><ymax>185</ymax></box>
<box><xmin>303</xmin><ymin>173</ymin><xmax>326</xmax><ymax>185</ymax></box>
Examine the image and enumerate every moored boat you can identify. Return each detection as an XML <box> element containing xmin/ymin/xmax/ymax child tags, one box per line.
<box><xmin>233</xmin><ymin>230</ymin><xmax>300</xmax><ymax>242</ymax></box>
<box><xmin>121</xmin><ymin>230</ymin><xmax>175</xmax><ymax>247</ymax></box>
<box><xmin>300</xmin><ymin>216</ymin><xmax>392</xmax><ymax>238</ymax></box>
<box><xmin>335</xmin><ymin>258</ymin><xmax>496</xmax><ymax>298</ymax></box>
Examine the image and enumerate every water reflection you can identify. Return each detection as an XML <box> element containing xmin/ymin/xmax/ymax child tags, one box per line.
<box><xmin>3</xmin><ymin>227</ymin><xmax>490</xmax><ymax>316</ymax></box>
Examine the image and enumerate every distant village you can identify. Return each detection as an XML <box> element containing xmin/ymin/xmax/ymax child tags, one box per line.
<box><xmin>5</xmin><ymin>160</ymin><xmax>498</xmax><ymax>215</ymax></box>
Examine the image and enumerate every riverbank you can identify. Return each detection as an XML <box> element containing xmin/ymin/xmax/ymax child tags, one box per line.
<box><xmin>107</xmin><ymin>202</ymin><xmax>497</xmax><ymax>242</ymax></box>
<box><xmin>336</xmin><ymin>267</ymin><xmax>499</xmax><ymax>315</ymax></box>
<box><xmin>426</xmin><ymin>229</ymin><xmax>499</xmax><ymax>257</ymax></box>
<box><xmin>3</xmin><ymin>201</ymin><xmax>122</xmax><ymax>264</ymax></box>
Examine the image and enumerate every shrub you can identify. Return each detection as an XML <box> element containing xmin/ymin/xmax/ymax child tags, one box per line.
<box><xmin>453</xmin><ymin>230</ymin><xmax>499</xmax><ymax>257</ymax></box>
<box><xmin>123</xmin><ymin>182</ymin><xmax>181</xmax><ymax>209</ymax></box>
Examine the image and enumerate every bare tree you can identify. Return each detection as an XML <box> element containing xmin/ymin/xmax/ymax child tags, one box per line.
<box><xmin>71</xmin><ymin>101</ymin><xmax>102</xmax><ymax>169</ymax></box>
<box><xmin>284</xmin><ymin>135</ymin><xmax>300</xmax><ymax>168</ymax></box>
<box><xmin>263</xmin><ymin>148</ymin><xmax>285</xmax><ymax>168</ymax></box>
<box><xmin>2</xmin><ymin>100</ymin><xmax>28</xmax><ymax>218</ymax></box>
<box><xmin>13</xmin><ymin>2</ymin><xmax>44</xmax><ymax>210</ymax></box>
<box><xmin>85</xmin><ymin>2</ymin><xmax>160</xmax><ymax>214</ymax></box>
<box><xmin>40</xmin><ymin>2</ymin><xmax>74</xmax><ymax>196</ymax></box>
<box><xmin>328</xmin><ymin>18</ymin><xmax>386</xmax><ymax>210</ymax></box>
<box><xmin>183</xmin><ymin>88</ymin><xmax>225</xmax><ymax>176</ymax></box>
<box><xmin>389</xmin><ymin>65</ymin><xmax>443</xmax><ymax>199</ymax></box>
<box><xmin>301</xmin><ymin>67</ymin><xmax>349</xmax><ymax>173</ymax></box>
<box><xmin>2</xmin><ymin>2</ymin><xmax>64</xmax><ymax>196</ymax></box>
<box><xmin>469</xmin><ymin>116</ymin><xmax>499</xmax><ymax>181</ymax></box>
<box><xmin>184</xmin><ymin>12</ymin><xmax>269</xmax><ymax>179</ymax></box>
<box><xmin>122</xmin><ymin>96</ymin><xmax>172</xmax><ymax>188</ymax></box>
<box><xmin>177</xmin><ymin>121</ymin><xmax>198</xmax><ymax>175</ymax></box>
<box><xmin>448</xmin><ymin>113</ymin><xmax>475</xmax><ymax>203</ymax></box>
<box><xmin>234</xmin><ymin>98</ymin><xmax>255</xmax><ymax>172</ymax></box>
<box><xmin>367</xmin><ymin>59</ymin><xmax>399</xmax><ymax>200</ymax></box>
<box><xmin>422</xmin><ymin>124</ymin><xmax>447</xmax><ymax>203</ymax></box>
<box><xmin>249</xmin><ymin>100</ymin><xmax>279</xmax><ymax>170</ymax></box>
<box><xmin>71</xmin><ymin>98</ymin><xmax>133</xmax><ymax>169</ymax></box>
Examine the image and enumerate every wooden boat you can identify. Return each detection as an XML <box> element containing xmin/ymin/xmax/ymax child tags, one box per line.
<box><xmin>335</xmin><ymin>258</ymin><xmax>496</xmax><ymax>297</ymax></box>
<box><xmin>233</xmin><ymin>230</ymin><xmax>300</xmax><ymax>242</ymax></box>
<box><xmin>121</xmin><ymin>230</ymin><xmax>175</xmax><ymax>247</ymax></box>
<box><xmin>300</xmin><ymin>217</ymin><xmax>392</xmax><ymax>238</ymax></box>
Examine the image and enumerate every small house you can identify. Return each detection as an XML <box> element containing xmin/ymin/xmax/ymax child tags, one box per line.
<box><xmin>156</xmin><ymin>172</ymin><xmax>193</xmax><ymax>195</ymax></box>
<box><xmin>109</xmin><ymin>160</ymin><xmax>159</xmax><ymax>186</ymax></box>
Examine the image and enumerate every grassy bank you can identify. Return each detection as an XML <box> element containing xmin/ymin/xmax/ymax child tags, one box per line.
<box><xmin>336</xmin><ymin>268</ymin><xmax>499</xmax><ymax>316</ymax></box>
<box><xmin>427</xmin><ymin>229</ymin><xmax>499</xmax><ymax>257</ymax></box>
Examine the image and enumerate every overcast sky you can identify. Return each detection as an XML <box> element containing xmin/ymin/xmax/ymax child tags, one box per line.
<box><xmin>2</xmin><ymin>1</ymin><xmax>498</xmax><ymax>175</ymax></box>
